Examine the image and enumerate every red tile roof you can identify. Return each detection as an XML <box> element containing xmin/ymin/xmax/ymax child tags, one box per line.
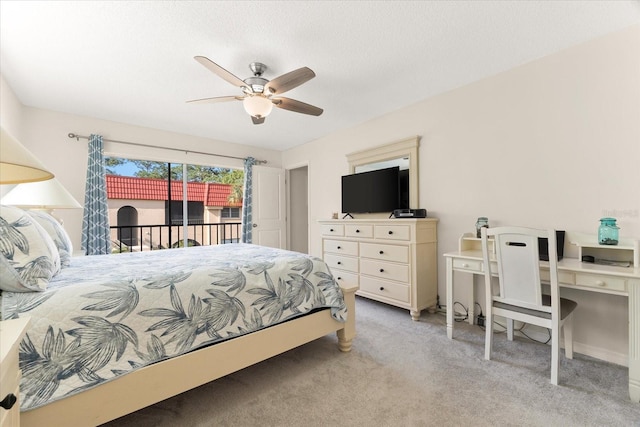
<box><xmin>106</xmin><ymin>175</ymin><xmax>241</xmax><ymax>207</ymax></box>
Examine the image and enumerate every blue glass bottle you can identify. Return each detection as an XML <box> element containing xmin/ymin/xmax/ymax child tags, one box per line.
<box><xmin>598</xmin><ymin>218</ymin><xmax>619</xmax><ymax>245</ymax></box>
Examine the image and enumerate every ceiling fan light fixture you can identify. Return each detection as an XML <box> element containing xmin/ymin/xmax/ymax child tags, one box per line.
<box><xmin>243</xmin><ymin>95</ymin><xmax>273</xmax><ymax>118</ymax></box>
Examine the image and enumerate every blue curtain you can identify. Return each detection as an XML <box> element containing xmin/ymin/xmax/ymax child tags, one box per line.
<box><xmin>81</xmin><ymin>134</ymin><xmax>111</xmax><ymax>255</ymax></box>
<box><xmin>241</xmin><ymin>157</ymin><xmax>257</xmax><ymax>243</ymax></box>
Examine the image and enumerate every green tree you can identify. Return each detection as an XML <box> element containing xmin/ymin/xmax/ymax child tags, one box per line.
<box><xmin>105</xmin><ymin>157</ymin><xmax>126</xmax><ymax>175</ymax></box>
<box><xmin>218</xmin><ymin>169</ymin><xmax>245</xmax><ymax>204</ymax></box>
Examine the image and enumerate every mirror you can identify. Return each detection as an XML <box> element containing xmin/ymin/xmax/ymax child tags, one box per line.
<box><xmin>354</xmin><ymin>157</ymin><xmax>409</xmax><ymax>173</ymax></box>
<box><xmin>346</xmin><ymin>136</ymin><xmax>419</xmax><ymax>209</ymax></box>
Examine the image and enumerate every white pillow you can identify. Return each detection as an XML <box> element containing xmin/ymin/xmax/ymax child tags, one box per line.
<box><xmin>0</xmin><ymin>205</ymin><xmax>60</xmax><ymax>292</ymax></box>
<box><xmin>27</xmin><ymin>210</ymin><xmax>73</xmax><ymax>268</ymax></box>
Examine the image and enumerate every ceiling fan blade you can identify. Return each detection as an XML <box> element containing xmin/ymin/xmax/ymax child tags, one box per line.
<box><xmin>252</xmin><ymin>116</ymin><xmax>266</xmax><ymax>125</ymax></box>
<box><xmin>186</xmin><ymin>95</ymin><xmax>243</xmax><ymax>104</ymax></box>
<box><xmin>265</xmin><ymin>67</ymin><xmax>315</xmax><ymax>95</ymax></box>
<box><xmin>194</xmin><ymin>56</ymin><xmax>248</xmax><ymax>90</ymax></box>
<box><xmin>272</xmin><ymin>97</ymin><xmax>323</xmax><ymax>116</ymax></box>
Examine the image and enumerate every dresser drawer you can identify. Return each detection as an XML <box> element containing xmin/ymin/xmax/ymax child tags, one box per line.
<box><xmin>360</xmin><ymin>276</ymin><xmax>410</xmax><ymax>303</ymax></box>
<box><xmin>0</xmin><ymin>381</ymin><xmax>19</xmax><ymax>427</ymax></box>
<box><xmin>452</xmin><ymin>258</ymin><xmax>483</xmax><ymax>273</ymax></box>
<box><xmin>324</xmin><ymin>239</ymin><xmax>358</xmax><ymax>256</ymax></box>
<box><xmin>321</xmin><ymin>224</ymin><xmax>344</xmax><ymax>237</ymax></box>
<box><xmin>360</xmin><ymin>259</ymin><xmax>410</xmax><ymax>283</ymax></box>
<box><xmin>0</xmin><ymin>343</ymin><xmax>20</xmax><ymax>427</ymax></box>
<box><xmin>345</xmin><ymin>224</ymin><xmax>373</xmax><ymax>238</ymax></box>
<box><xmin>331</xmin><ymin>269</ymin><xmax>359</xmax><ymax>288</ymax></box>
<box><xmin>360</xmin><ymin>242</ymin><xmax>409</xmax><ymax>263</ymax></box>
<box><xmin>574</xmin><ymin>273</ymin><xmax>627</xmax><ymax>293</ymax></box>
<box><xmin>0</xmin><ymin>344</ymin><xmax>19</xmax><ymax>399</ymax></box>
<box><xmin>374</xmin><ymin>225</ymin><xmax>411</xmax><ymax>241</ymax></box>
<box><xmin>324</xmin><ymin>253</ymin><xmax>358</xmax><ymax>273</ymax></box>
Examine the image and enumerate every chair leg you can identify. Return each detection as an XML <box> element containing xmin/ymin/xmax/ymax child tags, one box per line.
<box><xmin>485</xmin><ymin>312</ymin><xmax>493</xmax><ymax>360</ymax></box>
<box><xmin>550</xmin><ymin>327</ymin><xmax>560</xmax><ymax>385</ymax></box>
<box><xmin>506</xmin><ymin>318</ymin><xmax>514</xmax><ymax>341</ymax></box>
<box><xmin>563</xmin><ymin>314</ymin><xmax>574</xmax><ymax>359</ymax></box>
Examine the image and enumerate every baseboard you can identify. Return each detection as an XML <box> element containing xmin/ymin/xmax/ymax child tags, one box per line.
<box><xmin>493</xmin><ymin>318</ymin><xmax>628</xmax><ymax>367</ymax></box>
<box><xmin>572</xmin><ymin>342</ymin><xmax>628</xmax><ymax>367</ymax></box>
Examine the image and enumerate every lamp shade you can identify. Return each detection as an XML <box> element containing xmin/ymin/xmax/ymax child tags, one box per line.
<box><xmin>1</xmin><ymin>178</ymin><xmax>81</xmax><ymax>209</ymax></box>
<box><xmin>243</xmin><ymin>95</ymin><xmax>273</xmax><ymax>118</ymax></box>
<box><xmin>0</xmin><ymin>127</ymin><xmax>54</xmax><ymax>184</ymax></box>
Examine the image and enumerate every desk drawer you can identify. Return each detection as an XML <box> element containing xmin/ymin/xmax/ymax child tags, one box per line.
<box><xmin>452</xmin><ymin>258</ymin><xmax>483</xmax><ymax>273</ymax></box>
<box><xmin>360</xmin><ymin>276</ymin><xmax>409</xmax><ymax>303</ymax></box>
<box><xmin>324</xmin><ymin>239</ymin><xmax>358</xmax><ymax>256</ymax></box>
<box><xmin>575</xmin><ymin>273</ymin><xmax>627</xmax><ymax>293</ymax></box>
<box><xmin>323</xmin><ymin>253</ymin><xmax>358</xmax><ymax>273</ymax></box>
<box><xmin>321</xmin><ymin>224</ymin><xmax>344</xmax><ymax>237</ymax></box>
<box><xmin>360</xmin><ymin>242</ymin><xmax>409</xmax><ymax>263</ymax></box>
<box><xmin>375</xmin><ymin>225</ymin><xmax>411</xmax><ymax>241</ymax></box>
<box><xmin>345</xmin><ymin>224</ymin><xmax>373</xmax><ymax>238</ymax></box>
<box><xmin>360</xmin><ymin>259</ymin><xmax>410</xmax><ymax>283</ymax></box>
<box><xmin>540</xmin><ymin>270</ymin><xmax>575</xmax><ymax>286</ymax></box>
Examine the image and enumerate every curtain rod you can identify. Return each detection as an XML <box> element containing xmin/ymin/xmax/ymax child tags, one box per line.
<box><xmin>67</xmin><ymin>133</ymin><xmax>267</xmax><ymax>164</ymax></box>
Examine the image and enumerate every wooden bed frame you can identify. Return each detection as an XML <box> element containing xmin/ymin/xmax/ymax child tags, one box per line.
<box><xmin>21</xmin><ymin>284</ymin><xmax>357</xmax><ymax>427</ymax></box>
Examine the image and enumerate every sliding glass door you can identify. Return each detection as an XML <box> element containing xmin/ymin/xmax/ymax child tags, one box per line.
<box><xmin>104</xmin><ymin>156</ymin><xmax>243</xmax><ymax>253</ymax></box>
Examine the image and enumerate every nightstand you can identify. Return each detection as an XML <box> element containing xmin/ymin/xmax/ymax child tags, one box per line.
<box><xmin>1</xmin><ymin>317</ymin><xmax>30</xmax><ymax>427</ymax></box>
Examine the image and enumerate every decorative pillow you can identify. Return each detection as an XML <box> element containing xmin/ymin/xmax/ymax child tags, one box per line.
<box><xmin>27</xmin><ymin>210</ymin><xmax>74</xmax><ymax>268</ymax></box>
<box><xmin>0</xmin><ymin>205</ymin><xmax>60</xmax><ymax>292</ymax></box>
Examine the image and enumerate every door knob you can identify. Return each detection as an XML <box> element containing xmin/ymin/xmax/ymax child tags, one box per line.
<box><xmin>252</xmin><ymin>224</ymin><xmax>258</xmax><ymax>228</ymax></box>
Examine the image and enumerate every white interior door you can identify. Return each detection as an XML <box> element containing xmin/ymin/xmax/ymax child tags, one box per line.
<box><xmin>251</xmin><ymin>165</ymin><xmax>286</xmax><ymax>248</ymax></box>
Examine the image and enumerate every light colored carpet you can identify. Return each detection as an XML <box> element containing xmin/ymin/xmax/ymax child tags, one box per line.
<box><xmin>102</xmin><ymin>297</ymin><xmax>640</xmax><ymax>426</ymax></box>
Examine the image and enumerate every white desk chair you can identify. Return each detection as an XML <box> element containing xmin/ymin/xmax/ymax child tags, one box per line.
<box><xmin>481</xmin><ymin>226</ymin><xmax>577</xmax><ymax>385</ymax></box>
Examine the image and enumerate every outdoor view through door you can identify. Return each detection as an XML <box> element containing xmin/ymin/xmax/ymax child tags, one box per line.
<box><xmin>105</xmin><ymin>156</ymin><xmax>243</xmax><ymax>253</ymax></box>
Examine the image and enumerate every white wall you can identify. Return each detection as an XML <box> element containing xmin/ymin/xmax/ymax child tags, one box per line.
<box><xmin>0</xmin><ymin>75</ymin><xmax>24</xmax><ymax>141</ymax></box>
<box><xmin>282</xmin><ymin>25</ymin><xmax>640</xmax><ymax>362</ymax></box>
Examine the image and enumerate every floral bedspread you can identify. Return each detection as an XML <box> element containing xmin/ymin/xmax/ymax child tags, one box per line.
<box><xmin>0</xmin><ymin>244</ymin><xmax>346</xmax><ymax>411</ymax></box>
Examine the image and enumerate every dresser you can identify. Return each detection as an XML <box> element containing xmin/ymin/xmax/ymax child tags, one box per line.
<box><xmin>1</xmin><ymin>317</ymin><xmax>30</xmax><ymax>427</ymax></box>
<box><xmin>319</xmin><ymin>218</ymin><xmax>438</xmax><ymax>320</ymax></box>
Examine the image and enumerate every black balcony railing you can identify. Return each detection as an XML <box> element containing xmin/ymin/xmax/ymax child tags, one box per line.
<box><xmin>110</xmin><ymin>222</ymin><xmax>242</xmax><ymax>253</ymax></box>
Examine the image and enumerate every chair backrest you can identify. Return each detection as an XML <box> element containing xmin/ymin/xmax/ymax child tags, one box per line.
<box><xmin>482</xmin><ymin>226</ymin><xmax>559</xmax><ymax>314</ymax></box>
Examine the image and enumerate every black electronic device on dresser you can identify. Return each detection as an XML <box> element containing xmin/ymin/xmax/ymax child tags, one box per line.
<box><xmin>393</xmin><ymin>209</ymin><xmax>427</xmax><ymax>218</ymax></box>
<box><xmin>341</xmin><ymin>166</ymin><xmax>409</xmax><ymax>215</ymax></box>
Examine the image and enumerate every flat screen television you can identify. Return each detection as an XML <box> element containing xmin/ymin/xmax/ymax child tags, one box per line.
<box><xmin>342</xmin><ymin>166</ymin><xmax>407</xmax><ymax>214</ymax></box>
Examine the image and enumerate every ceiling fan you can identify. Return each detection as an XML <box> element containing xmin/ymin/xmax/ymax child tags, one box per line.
<box><xmin>187</xmin><ymin>56</ymin><xmax>323</xmax><ymax>125</ymax></box>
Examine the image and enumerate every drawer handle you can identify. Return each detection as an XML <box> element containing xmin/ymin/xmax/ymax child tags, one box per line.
<box><xmin>596</xmin><ymin>280</ymin><xmax>606</xmax><ymax>287</ymax></box>
<box><xmin>356</xmin><ymin>229</ymin><xmax>360</xmax><ymax>233</ymax></box>
<box><xmin>379</xmin><ymin>286</ymin><xmax>385</xmax><ymax>291</ymax></box>
<box><xmin>379</xmin><ymin>250</ymin><xmax>384</xmax><ymax>254</ymax></box>
<box><xmin>337</xmin><ymin>261</ymin><xmax>342</xmax><ymax>265</ymax></box>
<box><xmin>337</xmin><ymin>277</ymin><xmax>342</xmax><ymax>280</ymax></box>
<box><xmin>462</xmin><ymin>263</ymin><xmax>469</xmax><ymax>268</ymax></box>
<box><xmin>388</xmin><ymin>231</ymin><xmax>393</xmax><ymax>235</ymax></box>
<box><xmin>0</xmin><ymin>393</ymin><xmax>17</xmax><ymax>410</ymax></box>
<box><xmin>337</xmin><ymin>246</ymin><xmax>341</xmax><ymax>249</ymax></box>
<box><xmin>379</xmin><ymin>268</ymin><xmax>385</xmax><ymax>273</ymax></box>
<box><xmin>330</xmin><ymin>228</ymin><xmax>334</xmax><ymax>232</ymax></box>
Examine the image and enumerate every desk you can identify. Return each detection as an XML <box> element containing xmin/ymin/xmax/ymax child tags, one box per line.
<box><xmin>444</xmin><ymin>245</ymin><xmax>640</xmax><ymax>402</ymax></box>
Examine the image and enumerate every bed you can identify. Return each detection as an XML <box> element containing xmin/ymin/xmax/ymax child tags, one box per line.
<box><xmin>0</xmin><ymin>206</ymin><xmax>356</xmax><ymax>426</ymax></box>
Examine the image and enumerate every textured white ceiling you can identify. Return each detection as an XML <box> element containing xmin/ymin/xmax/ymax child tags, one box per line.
<box><xmin>1</xmin><ymin>1</ymin><xmax>639</xmax><ymax>151</ymax></box>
